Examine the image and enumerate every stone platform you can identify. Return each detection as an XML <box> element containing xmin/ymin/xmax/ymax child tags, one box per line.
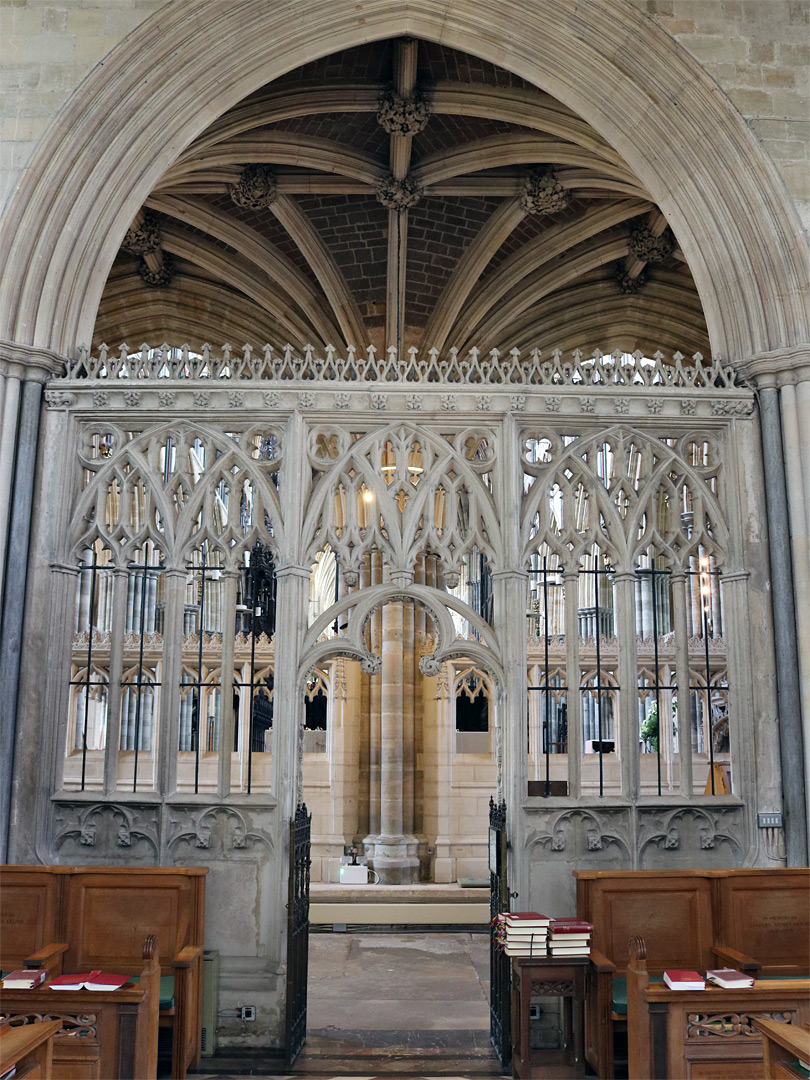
<box><xmin>309</xmin><ymin>882</ymin><xmax>490</xmax><ymax>928</ymax></box>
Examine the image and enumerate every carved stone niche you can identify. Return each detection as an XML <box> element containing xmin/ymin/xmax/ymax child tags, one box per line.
<box><xmin>51</xmin><ymin>802</ymin><xmax>160</xmax><ymax>863</ymax></box>
<box><xmin>638</xmin><ymin>805</ymin><xmax>745</xmax><ymax>869</ymax></box>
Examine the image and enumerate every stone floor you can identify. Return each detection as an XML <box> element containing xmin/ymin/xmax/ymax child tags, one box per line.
<box><xmin>192</xmin><ymin>931</ymin><xmax>502</xmax><ymax>1078</ymax></box>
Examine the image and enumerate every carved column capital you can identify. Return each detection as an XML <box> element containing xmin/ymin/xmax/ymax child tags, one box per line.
<box><xmin>0</xmin><ymin>339</ymin><xmax>68</xmax><ymax>381</ymax></box>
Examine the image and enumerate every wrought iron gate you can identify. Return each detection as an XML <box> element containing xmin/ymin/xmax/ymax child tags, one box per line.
<box><xmin>489</xmin><ymin>796</ymin><xmax>511</xmax><ymax>1070</ymax></box>
<box><xmin>285</xmin><ymin>802</ymin><xmax>311</xmax><ymax>1068</ymax></box>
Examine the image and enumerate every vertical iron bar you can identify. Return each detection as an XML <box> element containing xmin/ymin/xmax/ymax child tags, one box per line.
<box><xmin>80</xmin><ymin>548</ymin><xmax>99</xmax><ymax>791</ymax></box>
<box><xmin>132</xmin><ymin>543</ymin><xmax>150</xmax><ymax>792</ymax></box>
<box><xmin>703</xmin><ymin>592</ymin><xmax>715</xmax><ymax>794</ymax></box>
<box><xmin>194</xmin><ymin>546</ymin><xmax>207</xmax><ymax>794</ymax></box>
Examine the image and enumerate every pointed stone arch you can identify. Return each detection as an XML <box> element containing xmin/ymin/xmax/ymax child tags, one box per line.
<box><xmin>0</xmin><ymin>0</ymin><xmax>807</xmax><ymax>361</ymax></box>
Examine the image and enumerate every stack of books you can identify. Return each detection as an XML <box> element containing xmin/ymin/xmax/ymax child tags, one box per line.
<box><xmin>547</xmin><ymin>917</ymin><xmax>593</xmax><ymax>956</ymax></box>
<box><xmin>495</xmin><ymin>911</ymin><xmax>551</xmax><ymax>956</ymax></box>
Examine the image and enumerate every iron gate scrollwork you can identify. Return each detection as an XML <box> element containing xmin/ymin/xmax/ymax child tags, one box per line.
<box><xmin>489</xmin><ymin>796</ymin><xmax>511</xmax><ymax>1071</ymax></box>
<box><xmin>285</xmin><ymin>802</ymin><xmax>311</xmax><ymax>1068</ymax></box>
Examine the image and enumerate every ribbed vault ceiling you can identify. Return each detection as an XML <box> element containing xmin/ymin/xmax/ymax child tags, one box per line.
<box><xmin>95</xmin><ymin>38</ymin><xmax>709</xmax><ymax>356</ymax></box>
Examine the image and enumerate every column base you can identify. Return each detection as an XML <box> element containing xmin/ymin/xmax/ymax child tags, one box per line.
<box><xmin>364</xmin><ymin>833</ymin><xmax>421</xmax><ymax>884</ymax></box>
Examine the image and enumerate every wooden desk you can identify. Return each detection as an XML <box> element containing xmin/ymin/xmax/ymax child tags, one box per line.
<box><xmin>511</xmin><ymin>955</ymin><xmax>588</xmax><ymax>1079</ymax></box>
<box><xmin>0</xmin><ymin>934</ymin><xmax>160</xmax><ymax>1080</ymax></box>
<box><xmin>626</xmin><ymin>934</ymin><xmax>810</xmax><ymax>1079</ymax></box>
<box><xmin>0</xmin><ymin>1019</ymin><xmax>61</xmax><ymax>1079</ymax></box>
<box><xmin>754</xmin><ymin>1018</ymin><xmax>810</xmax><ymax>1079</ymax></box>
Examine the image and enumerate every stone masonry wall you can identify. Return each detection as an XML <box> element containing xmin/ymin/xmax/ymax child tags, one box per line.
<box><xmin>0</xmin><ymin>0</ymin><xmax>162</xmax><ymax>208</ymax></box>
<box><xmin>630</xmin><ymin>0</ymin><xmax>810</xmax><ymax>234</ymax></box>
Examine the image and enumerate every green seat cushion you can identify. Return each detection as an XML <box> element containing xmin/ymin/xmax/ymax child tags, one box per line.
<box><xmin>129</xmin><ymin>973</ymin><xmax>175</xmax><ymax>1009</ymax></box>
<box><xmin>612</xmin><ymin>974</ymin><xmax>663</xmax><ymax>1015</ymax></box>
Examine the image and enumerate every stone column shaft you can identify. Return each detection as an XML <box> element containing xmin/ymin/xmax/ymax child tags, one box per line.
<box><xmin>564</xmin><ymin>569</ymin><xmax>582</xmax><ymax>797</ymax></box>
<box><xmin>0</xmin><ymin>378</ymin><xmax>43</xmax><ymax>860</ymax></box>
<box><xmin>0</xmin><ymin>371</ymin><xmax>22</xmax><ymax>614</ymax></box>
<box><xmin>759</xmin><ymin>385</ymin><xmax>808</xmax><ymax>864</ymax></box>
<box><xmin>380</xmin><ymin>599</ymin><xmax>404</xmax><ymax>838</ymax></box>
<box><xmin>103</xmin><ymin>568</ymin><xmax>130</xmax><ymax>793</ymax></box>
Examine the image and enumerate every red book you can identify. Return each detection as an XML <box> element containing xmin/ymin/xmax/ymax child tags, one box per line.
<box><xmin>663</xmin><ymin>969</ymin><xmax>705</xmax><ymax>990</ymax></box>
<box><xmin>549</xmin><ymin>918</ymin><xmax>593</xmax><ymax>934</ymax></box>
<box><xmin>1</xmin><ymin>968</ymin><xmax>48</xmax><ymax>989</ymax></box>
<box><xmin>504</xmin><ymin>911</ymin><xmax>551</xmax><ymax>925</ymax></box>
<box><xmin>49</xmin><ymin>970</ymin><xmax>131</xmax><ymax>991</ymax></box>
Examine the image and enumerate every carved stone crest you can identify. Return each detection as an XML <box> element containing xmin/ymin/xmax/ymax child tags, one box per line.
<box><xmin>520</xmin><ymin>167</ymin><xmax>569</xmax><ymax>215</ymax></box>
<box><xmin>376</xmin><ymin>89</ymin><xmax>430</xmax><ymax>135</ymax></box>
<box><xmin>229</xmin><ymin>164</ymin><xmax>278</xmax><ymax>210</ymax></box>
<box><xmin>375</xmin><ymin>174</ymin><xmax>422</xmax><ymax>210</ymax></box>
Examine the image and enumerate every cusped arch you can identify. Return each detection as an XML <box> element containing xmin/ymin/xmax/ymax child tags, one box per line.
<box><xmin>0</xmin><ymin>0</ymin><xmax>807</xmax><ymax>360</ymax></box>
<box><xmin>300</xmin><ymin>581</ymin><xmax>503</xmax><ymax>693</ymax></box>
<box><xmin>303</xmin><ymin>421</ymin><xmax>502</xmax><ymax>578</ymax></box>
<box><xmin>67</xmin><ymin>421</ymin><xmax>285</xmax><ymax>566</ymax></box>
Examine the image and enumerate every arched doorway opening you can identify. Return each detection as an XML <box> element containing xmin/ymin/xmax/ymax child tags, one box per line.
<box><xmin>3</xmin><ymin>0</ymin><xmax>808</xmax><ymax>1062</ymax></box>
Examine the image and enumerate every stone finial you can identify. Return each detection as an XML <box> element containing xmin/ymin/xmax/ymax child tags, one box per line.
<box><xmin>229</xmin><ymin>164</ymin><xmax>278</xmax><ymax>210</ymax></box>
<box><xmin>375</xmin><ymin>173</ymin><xmax>422</xmax><ymax>210</ymax></box>
<box><xmin>520</xmin><ymin>167</ymin><xmax>570</xmax><ymax>215</ymax></box>
<box><xmin>628</xmin><ymin>221</ymin><xmax>675</xmax><ymax>262</ymax></box>
<box><xmin>615</xmin><ymin>261</ymin><xmax>648</xmax><ymax>294</ymax></box>
<box><xmin>139</xmin><ymin>253</ymin><xmax>175</xmax><ymax>288</ymax></box>
<box><xmin>122</xmin><ymin>211</ymin><xmax>162</xmax><ymax>255</ymax></box>
<box><xmin>377</xmin><ymin>89</ymin><xmax>430</xmax><ymax>135</ymax></box>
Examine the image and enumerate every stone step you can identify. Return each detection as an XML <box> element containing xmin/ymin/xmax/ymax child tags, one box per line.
<box><xmin>310</xmin><ymin>882</ymin><xmax>491</xmax><ymax>926</ymax></box>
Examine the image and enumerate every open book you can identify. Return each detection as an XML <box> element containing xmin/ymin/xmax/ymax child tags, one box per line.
<box><xmin>49</xmin><ymin>970</ymin><xmax>131</xmax><ymax>991</ymax></box>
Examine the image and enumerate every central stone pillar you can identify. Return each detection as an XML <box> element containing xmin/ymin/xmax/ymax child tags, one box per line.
<box><xmin>368</xmin><ymin>595</ymin><xmax>420</xmax><ymax>884</ymax></box>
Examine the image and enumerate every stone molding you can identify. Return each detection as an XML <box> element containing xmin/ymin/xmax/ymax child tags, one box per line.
<box><xmin>742</xmin><ymin>344</ymin><xmax>810</xmax><ymax>386</ymax></box>
<box><xmin>0</xmin><ymin>339</ymin><xmax>68</xmax><ymax>380</ymax></box>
